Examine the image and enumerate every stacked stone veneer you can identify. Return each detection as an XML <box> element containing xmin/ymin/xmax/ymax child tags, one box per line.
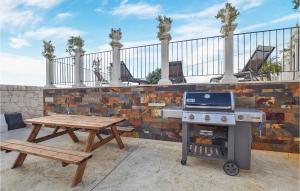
<box><xmin>44</xmin><ymin>82</ymin><xmax>300</xmax><ymax>153</ymax></box>
<box><xmin>0</xmin><ymin>85</ymin><xmax>43</xmax><ymax>120</ymax></box>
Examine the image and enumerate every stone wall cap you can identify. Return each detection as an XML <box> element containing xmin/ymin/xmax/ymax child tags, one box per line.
<box><xmin>42</xmin><ymin>80</ymin><xmax>299</xmax><ymax>90</ymax></box>
<box><xmin>0</xmin><ymin>84</ymin><xmax>43</xmax><ymax>91</ymax></box>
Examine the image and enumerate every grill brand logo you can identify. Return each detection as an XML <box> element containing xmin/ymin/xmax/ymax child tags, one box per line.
<box><xmin>187</xmin><ymin>98</ymin><xmax>195</xmax><ymax>103</ymax></box>
<box><xmin>204</xmin><ymin>94</ymin><xmax>210</xmax><ymax>99</ymax></box>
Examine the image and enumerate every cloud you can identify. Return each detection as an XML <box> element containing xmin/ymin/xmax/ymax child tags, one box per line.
<box><xmin>55</xmin><ymin>12</ymin><xmax>72</xmax><ymax>21</ymax></box>
<box><xmin>22</xmin><ymin>0</ymin><xmax>63</xmax><ymax>9</ymax></box>
<box><xmin>271</xmin><ymin>13</ymin><xmax>300</xmax><ymax>24</ymax></box>
<box><xmin>95</xmin><ymin>0</ymin><xmax>111</xmax><ymax>12</ymax></box>
<box><xmin>229</xmin><ymin>0</ymin><xmax>264</xmax><ymax>11</ymax></box>
<box><xmin>170</xmin><ymin>0</ymin><xmax>264</xmax><ymax>20</ymax></box>
<box><xmin>95</xmin><ymin>8</ymin><xmax>103</xmax><ymax>12</ymax></box>
<box><xmin>171</xmin><ymin>3</ymin><xmax>224</xmax><ymax>19</ymax></box>
<box><xmin>0</xmin><ymin>52</ymin><xmax>45</xmax><ymax>86</ymax></box>
<box><xmin>111</xmin><ymin>2</ymin><xmax>161</xmax><ymax>18</ymax></box>
<box><xmin>0</xmin><ymin>0</ymin><xmax>63</xmax><ymax>30</ymax></box>
<box><xmin>238</xmin><ymin>13</ymin><xmax>300</xmax><ymax>32</ymax></box>
<box><xmin>174</xmin><ymin>22</ymin><xmax>220</xmax><ymax>40</ymax></box>
<box><xmin>9</xmin><ymin>37</ymin><xmax>30</xmax><ymax>48</ymax></box>
<box><xmin>0</xmin><ymin>8</ymin><xmax>41</xmax><ymax>29</ymax></box>
<box><xmin>120</xmin><ymin>0</ymin><xmax>128</xmax><ymax>6</ymax></box>
<box><xmin>23</xmin><ymin>27</ymin><xmax>82</xmax><ymax>41</ymax></box>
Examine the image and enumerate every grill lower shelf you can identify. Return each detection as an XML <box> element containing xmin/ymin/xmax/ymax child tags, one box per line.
<box><xmin>188</xmin><ymin>143</ymin><xmax>227</xmax><ymax>160</ymax></box>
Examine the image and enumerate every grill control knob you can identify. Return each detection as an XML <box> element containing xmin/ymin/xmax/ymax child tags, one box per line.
<box><xmin>204</xmin><ymin>115</ymin><xmax>210</xmax><ymax>121</ymax></box>
<box><xmin>238</xmin><ymin>115</ymin><xmax>244</xmax><ymax>120</ymax></box>
<box><xmin>189</xmin><ymin>114</ymin><xmax>195</xmax><ymax>120</ymax></box>
<box><xmin>221</xmin><ymin>116</ymin><xmax>227</xmax><ymax>122</ymax></box>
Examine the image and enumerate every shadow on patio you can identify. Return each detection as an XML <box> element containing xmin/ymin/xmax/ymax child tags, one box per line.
<box><xmin>1</xmin><ymin>127</ymin><xmax>299</xmax><ymax>191</ymax></box>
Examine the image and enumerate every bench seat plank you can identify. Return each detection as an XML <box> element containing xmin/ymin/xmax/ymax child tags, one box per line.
<box><xmin>116</xmin><ymin>126</ymin><xmax>135</xmax><ymax>132</ymax></box>
<box><xmin>0</xmin><ymin>140</ymin><xmax>92</xmax><ymax>164</ymax></box>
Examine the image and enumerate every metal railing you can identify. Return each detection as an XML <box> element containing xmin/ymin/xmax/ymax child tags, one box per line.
<box><xmin>233</xmin><ymin>27</ymin><xmax>299</xmax><ymax>80</ymax></box>
<box><xmin>82</xmin><ymin>51</ymin><xmax>112</xmax><ymax>86</ymax></box>
<box><xmin>52</xmin><ymin>56</ymin><xmax>75</xmax><ymax>86</ymax></box>
<box><xmin>120</xmin><ymin>43</ymin><xmax>161</xmax><ymax>81</ymax></box>
<box><xmin>51</xmin><ymin>26</ymin><xmax>299</xmax><ymax>86</ymax></box>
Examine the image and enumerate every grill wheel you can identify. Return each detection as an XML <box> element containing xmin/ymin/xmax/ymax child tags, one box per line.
<box><xmin>223</xmin><ymin>161</ymin><xmax>239</xmax><ymax>176</ymax></box>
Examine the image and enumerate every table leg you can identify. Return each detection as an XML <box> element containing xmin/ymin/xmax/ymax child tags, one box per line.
<box><xmin>12</xmin><ymin>124</ymin><xmax>42</xmax><ymax>169</ymax></box>
<box><xmin>84</xmin><ymin>130</ymin><xmax>96</xmax><ymax>152</ymax></box>
<box><xmin>71</xmin><ymin>161</ymin><xmax>87</xmax><ymax>187</ymax></box>
<box><xmin>111</xmin><ymin>125</ymin><xmax>124</xmax><ymax>149</ymax></box>
<box><xmin>68</xmin><ymin>131</ymin><xmax>80</xmax><ymax>143</ymax></box>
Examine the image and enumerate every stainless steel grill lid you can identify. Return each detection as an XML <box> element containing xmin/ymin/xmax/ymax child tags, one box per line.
<box><xmin>183</xmin><ymin>92</ymin><xmax>234</xmax><ymax>110</ymax></box>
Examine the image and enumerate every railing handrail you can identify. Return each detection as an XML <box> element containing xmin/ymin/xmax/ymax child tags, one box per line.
<box><xmin>234</xmin><ymin>26</ymin><xmax>299</xmax><ymax>36</ymax></box>
<box><xmin>52</xmin><ymin>26</ymin><xmax>298</xmax><ymax>61</ymax></box>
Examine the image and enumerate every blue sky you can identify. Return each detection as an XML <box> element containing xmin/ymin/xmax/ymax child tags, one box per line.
<box><xmin>0</xmin><ymin>0</ymin><xmax>299</xmax><ymax>86</ymax></box>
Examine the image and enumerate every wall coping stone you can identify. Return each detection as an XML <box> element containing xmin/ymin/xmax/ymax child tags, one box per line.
<box><xmin>43</xmin><ymin>80</ymin><xmax>299</xmax><ymax>90</ymax></box>
<box><xmin>0</xmin><ymin>85</ymin><xmax>43</xmax><ymax>91</ymax></box>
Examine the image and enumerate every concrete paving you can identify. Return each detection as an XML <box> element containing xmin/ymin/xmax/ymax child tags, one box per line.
<box><xmin>0</xmin><ymin>127</ymin><xmax>299</xmax><ymax>191</ymax></box>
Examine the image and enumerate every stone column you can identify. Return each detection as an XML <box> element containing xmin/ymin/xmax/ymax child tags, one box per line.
<box><xmin>158</xmin><ymin>35</ymin><xmax>172</xmax><ymax>85</ymax></box>
<box><xmin>221</xmin><ymin>24</ymin><xmax>238</xmax><ymax>83</ymax></box>
<box><xmin>109</xmin><ymin>29</ymin><xmax>123</xmax><ymax>86</ymax></box>
<box><xmin>157</xmin><ymin>16</ymin><xmax>172</xmax><ymax>85</ymax></box>
<box><xmin>45</xmin><ymin>58</ymin><xmax>55</xmax><ymax>88</ymax></box>
<box><xmin>73</xmin><ymin>48</ymin><xmax>85</xmax><ymax>87</ymax></box>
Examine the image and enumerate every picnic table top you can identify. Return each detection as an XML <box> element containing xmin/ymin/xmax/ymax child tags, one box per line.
<box><xmin>25</xmin><ymin>114</ymin><xmax>126</xmax><ymax>130</ymax></box>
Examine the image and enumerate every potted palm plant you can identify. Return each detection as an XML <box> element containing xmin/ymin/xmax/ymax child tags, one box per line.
<box><xmin>66</xmin><ymin>36</ymin><xmax>85</xmax><ymax>56</ymax></box>
<box><xmin>42</xmin><ymin>40</ymin><xmax>55</xmax><ymax>60</ymax></box>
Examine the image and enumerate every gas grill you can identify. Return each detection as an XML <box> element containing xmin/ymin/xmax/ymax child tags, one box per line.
<box><xmin>162</xmin><ymin>91</ymin><xmax>265</xmax><ymax>176</ymax></box>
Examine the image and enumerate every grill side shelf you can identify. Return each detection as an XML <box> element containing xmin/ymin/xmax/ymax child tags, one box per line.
<box><xmin>188</xmin><ymin>143</ymin><xmax>227</xmax><ymax>160</ymax></box>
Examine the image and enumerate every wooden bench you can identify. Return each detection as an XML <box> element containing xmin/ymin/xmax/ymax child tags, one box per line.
<box><xmin>116</xmin><ymin>126</ymin><xmax>135</xmax><ymax>133</ymax></box>
<box><xmin>0</xmin><ymin>139</ymin><xmax>92</xmax><ymax>187</ymax></box>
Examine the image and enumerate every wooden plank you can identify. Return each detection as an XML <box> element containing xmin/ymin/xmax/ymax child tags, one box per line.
<box><xmin>115</xmin><ymin>126</ymin><xmax>135</xmax><ymax>132</ymax></box>
<box><xmin>25</xmin><ymin>115</ymin><xmax>126</xmax><ymax>130</ymax></box>
<box><xmin>91</xmin><ymin>134</ymin><xmax>115</xmax><ymax>151</ymax></box>
<box><xmin>1</xmin><ymin>140</ymin><xmax>92</xmax><ymax>164</ymax></box>
<box><xmin>32</xmin><ymin>128</ymin><xmax>78</xmax><ymax>143</ymax></box>
<box><xmin>191</xmin><ymin>143</ymin><xmax>195</xmax><ymax>154</ymax></box>
<box><xmin>12</xmin><ymin>124</ymin><xmax>41</xmax><ymax>168</ymax></box>
<box><xmin>111</xmin><ymin>125</ymin><xmax>124</xmax><ymax>149</ymax></box>
<box><xmin>3</xmin><ymin>142</ymin><xmax>89</xmax><ymax>163</ymax></box>
<box><xmin>6</xmin><ymin>140</ymin><xmax>90</xmax><ymax>158</ymax></box>
<box><xmin>71</xmin><ymin>161</ymin><xmax>87</xmax><ymax>187</ymax></box>
<box><xmin>96</xmin><ymin>134</ymin><xmax>103</xmax><ymax>141</ymax></box>
<box><xmin>52</xmin><ymin>127</ymin><xmax>60</xmax><ymax>134</ymax></box>
<box><xmin>84</xmin><ymin>130</ymin><xmax>96</xmax><ymax>152</ymax></box>
<box><xmin>68</xmin><ymin>131</ymin><xmax>80</xmax><ymax>143</ymax></box>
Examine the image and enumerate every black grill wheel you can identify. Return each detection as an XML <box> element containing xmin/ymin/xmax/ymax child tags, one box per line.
<box><xmin>223</xmin><ymin>161</ymin><xmax>239</xmax><ymax>176</ymax></box>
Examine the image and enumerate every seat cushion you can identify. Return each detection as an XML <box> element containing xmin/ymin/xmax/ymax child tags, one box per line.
<box><xmin>4</xmin><ymin>112</ymin><xmax>26</xmax><ymax>131</ymax></box>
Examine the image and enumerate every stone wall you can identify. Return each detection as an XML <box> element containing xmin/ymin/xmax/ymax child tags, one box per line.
<box><xmin>44</xmin><ymin>82</ymin><xmax>300</xmax><ymax>153</ymax></box>
<box><xmin>0</xmin><ymin>85</ymin><xmax>43</xmax><ymax>120</ymax></box>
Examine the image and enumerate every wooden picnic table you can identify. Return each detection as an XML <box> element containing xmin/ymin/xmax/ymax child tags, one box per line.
<box><xmin>1</xmin><ymin>114</ymin><xmax>129</xmax><ymax>187</ymax></box>
<box><xmin>24</xmin><ymin>114</ymin><xmax>127</xmax><ymax>152</ymax></box>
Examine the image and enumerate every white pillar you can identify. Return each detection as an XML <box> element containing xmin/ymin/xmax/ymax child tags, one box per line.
<box><xmin>73</xmin><ymin>48</ymin><xmax>85</xmax><ymax>87</ymax></box>
<box><xmin>110</xmin><ymin>42</ymin><xmax>123</xmax><ymax>86</ymax></box>
<box><xmin>109</xmin><ymin>29</ymin><xmax>123</xmax><ymax>86</ymax></box>
<box><xmin>45</xmin><ymin>58</ymin><xmax>55</xmax><ymax>88</ymax></box>
<box><xmin>158</xmin><ymin>36</ymin><xmax>172</xmax><ymax>85</ymax></box>
<box><xmin>221</xmin><ymin>24</ymin><xmax>238</xmax><ymax>83</ymax></box>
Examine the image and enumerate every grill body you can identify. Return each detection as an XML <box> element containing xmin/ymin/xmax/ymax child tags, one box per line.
<box><xmin>162</xmin><ymin>91</ymin><xmax>265</xmax><ymax>176</ymax></box>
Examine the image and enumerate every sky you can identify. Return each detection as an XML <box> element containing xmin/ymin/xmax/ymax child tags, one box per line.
<box><xmin>0</xmin><ymin>0</ymin><xmax>299</xmax><ymax>86</ymax></box>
